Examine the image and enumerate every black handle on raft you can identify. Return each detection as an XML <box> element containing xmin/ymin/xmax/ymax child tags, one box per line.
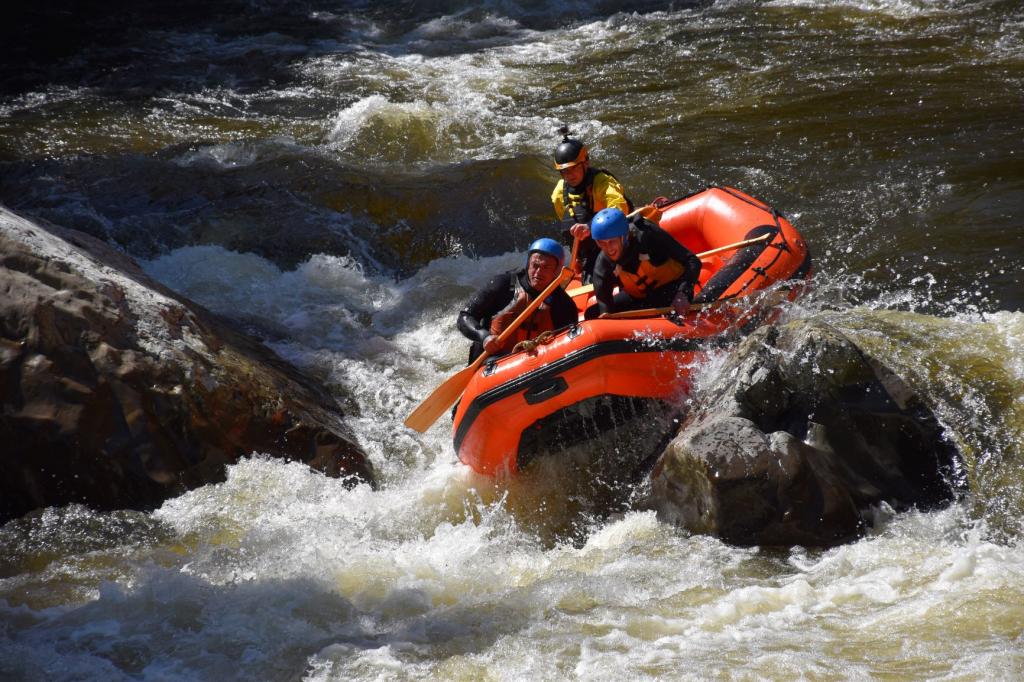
<box><xmin>523</xmin><ymin>377</ymin><xmax>569</xmax><ymax>405</ymax></box>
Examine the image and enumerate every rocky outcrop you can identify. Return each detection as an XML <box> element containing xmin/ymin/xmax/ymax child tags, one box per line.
<box><xmin>646</xmin><ymin>319</ymin><xmax>963</xmax><ymax>547</ymax></box>
<box><xmin>0</xmin><ymin>206</ymin><xmax>374</xmax><ymax>523</ymax></box>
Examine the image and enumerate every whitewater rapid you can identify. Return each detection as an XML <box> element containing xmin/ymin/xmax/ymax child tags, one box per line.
<box><xmin>3</xmin><ymin>0</ymin><xmax>1024</xmax><ymax>678</ymax></box>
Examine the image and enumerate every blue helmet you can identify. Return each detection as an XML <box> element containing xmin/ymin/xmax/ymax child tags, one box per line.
<box><xmin>591</xmin><ymin>208</ymin><xmax>629</xmax><ymax>240</ymax></box>
<box><xmin>527</xmin><ymin>237</ymin><xmax>565</xmax><ymax>268</ymax></box>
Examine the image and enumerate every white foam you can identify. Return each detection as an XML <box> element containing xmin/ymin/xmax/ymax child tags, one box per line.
<box><xmin>759</xmin><ymin>0</ymin><xmax>961</xmax><ymax>18</ymax></box>
<box><xmin>142</xmin><ymin>244</ymin><xmax>527</xmax><ymax>480</ymax></box>
<box><xmin>6</xmin><ymin>447</ymin><xmax>1024</xmax><ymax>681</ymax></box>
<box><xmin>987</xmin><ymin>311</ymin><xmax>1024</xmax><ymax>383</ymax></box>
<box><xmin>580</xmin><ymin>510</ymin><xmax>662</xmax><ymax>553</ymax></box>
<box><xmin>404</xmin><ymin>11</ymin><xmax>526</xmax><ymax>45</ymax></box>
<box><xmin>327</xmin><ymin>95</ymin><xmax>442</xmax><ymax>150</ymax></box>
<box><xmin>306</xmin><ymin>15</ymin><xmax>633</xmax><ymax>167</ymax></box>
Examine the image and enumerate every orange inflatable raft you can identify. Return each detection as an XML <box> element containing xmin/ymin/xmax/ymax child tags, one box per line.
<box><xmin>452</xmin><ymin>186</ymin><xmax>812</xmax><ymax>477</ymax></box>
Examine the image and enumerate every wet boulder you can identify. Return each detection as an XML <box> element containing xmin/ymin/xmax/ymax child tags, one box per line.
<box><xmin>646</xmin><ymin>319</ymin><xmax>963</xmax><ymax>547</ymax></box>
<box><xmin>0</xmin><ymin>206</ymin><xmax>374</xmax><ymax>523</ymax></box>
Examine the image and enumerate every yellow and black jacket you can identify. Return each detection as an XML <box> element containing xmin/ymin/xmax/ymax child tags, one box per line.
<box><xmin>551</xmin><ymin>169</ymin><xmax>631</xmax><ymax>280</ymax></box>
<box><xmin>551</xmin><ymin>169</ymin><xmax>630</xmax><ymax>226</ymax></box>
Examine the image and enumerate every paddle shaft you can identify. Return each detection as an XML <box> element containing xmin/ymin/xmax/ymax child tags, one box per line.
<box><xmin>598</xmin><ymin>287</ymin><xmax>791</xmax><ymax>320</ymax></box>
<box><xmin>598</xmin><ymin>304</ymin><xmax>717</xmax><ymax>319</ymax></box>
<box><xmin>404</xmin><ymin>238</ymin><xmax>579</xmax><ymax>432</ymax></box>
<box><xmin>480</xmin><ymin>264</ymin><xmax>574</xmax><ymax>364</ymax></box>
<box><xmin>693</xmin><ymin>232</ymin><xmax>771</xmax><ymax>258</ymax></box>
<box><xmin>598</xmin><ymin>306</ymin><xmax>672</xmax><ymax>319</ymax></box>
<box><xmin>479</xmin><ymin>234</ymin><xmax>579</xmax><ymax>360</ymax></box>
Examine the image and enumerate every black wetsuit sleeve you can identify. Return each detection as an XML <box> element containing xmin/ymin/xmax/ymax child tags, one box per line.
<box><xmin>549</xmin><ymin>289</ymin><xmax>580</xmax><ymax>329</ymax></box>
<box><xmin>590</xmin><ymin>254</ymin><xmax>617</xmax><ymax>317</ymax></box>
<box><xmin>643</xmin><ymin>223</ymin><xmax>702</xmax><ymax>301</ymax></box>
<box><xmin>457</xmin><ymin>274</ymin><xmax>513</xmax><ymax>344</ymax></box>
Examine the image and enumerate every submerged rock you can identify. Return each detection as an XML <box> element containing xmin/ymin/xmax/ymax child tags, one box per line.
<box><xmin>646</xmin><ymin>319</ymin><xmax>963</xmax><ymax>547</ymax></box>
<box><xmin>0</xmin><ymin>206</ymin><xmax>374</xmax><ymax>523</ymax></box>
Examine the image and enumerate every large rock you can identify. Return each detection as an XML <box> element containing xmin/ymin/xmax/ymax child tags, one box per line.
<box><xmin>0</xmin><ymin>206</ymin><xmax>374</xmax><ymax>523</ymax></box>
<box><xmin>646</xmin><ymin>319</ymin><xmax>963</xmax><ymax>547</ymax></box>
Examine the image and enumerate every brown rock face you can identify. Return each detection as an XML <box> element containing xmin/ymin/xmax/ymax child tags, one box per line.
<box><xmin>646</xmin><ymin>319</ymin><xmax>963</xmax><ymax>547</ymax></box>
<box><xmin>0</xmin><ymin>206</ymin><xmax>374</xmax><ymax>523</ymax></box>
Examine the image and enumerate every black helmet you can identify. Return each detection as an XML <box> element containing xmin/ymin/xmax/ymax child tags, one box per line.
<box><xmin>553</xmin><ymin>125</ymin><xmax>588</xmax><ymax>170</ymax></box>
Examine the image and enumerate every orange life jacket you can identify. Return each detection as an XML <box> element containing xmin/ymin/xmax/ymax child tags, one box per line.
<box><xmin>614</xmin><ymin>252</ymin><xmax>686</xmax><ymax>299</ymax></box>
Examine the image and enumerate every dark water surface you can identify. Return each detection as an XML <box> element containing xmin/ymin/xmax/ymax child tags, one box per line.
<box><xmin>2</xmin><ymin>0</ymin><xmax>1021</xmax><ymax>303</ymax></box>
<box><xmin>2</xmin><ymin>1</ymin><xmax>1023</xmax><ymax>680</ymax></box>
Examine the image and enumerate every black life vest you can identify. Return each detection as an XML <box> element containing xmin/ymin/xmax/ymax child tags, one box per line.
<box><xmin>488</xmin><ymin>273</ymin><xmax>555</xmax><ymax>353</ymax></box>
<box><xmin>561</xmin><ymin>168</ymin><xmax>633</xmax><ymax>226</ymax></box>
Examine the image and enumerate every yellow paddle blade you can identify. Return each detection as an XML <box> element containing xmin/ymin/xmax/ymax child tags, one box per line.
<box><xmin>403</xmin><ymin>362</ymin><xmax>481</xmax><ymax>432</ymax></box>
<box><xmin>405</xmin><ymin>250</ymin><xmax>579</xmax><ymax>433</ymax></box>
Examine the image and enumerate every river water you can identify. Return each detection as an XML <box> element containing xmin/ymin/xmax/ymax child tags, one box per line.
<box><xmin>2</xmin><ymin>0</ymin><xmax>1023</xmax><ymax>679</ymax></box>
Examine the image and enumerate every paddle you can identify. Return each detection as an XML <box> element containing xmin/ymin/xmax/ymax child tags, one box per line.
<box><xmin>404</xmin><ymin>238</ymin><xmax>580</xmax><ymax>433</ymax></box>
<box><xmin>598</xmin><ymin>306</ymin><xmax>677</xmax><ymax>319</ymax></box>
<box><xmin>598</xmin><ymin>301</ymin><xmax>726</xmax><ymax>319</ymax></box>
<box><xmin>565</xmin><ymin>233</ymin><xmax>774</xmax><ymax>298</ymax></box>
<box><xmin>597</xmin><ymin>286</ymin><xmax>791</xmax><ymax>319</ymax></box>
<box><xmin>693</xmin><ymin>232</ymin><xmax>771</xmax><ymax>258</ymax></box>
